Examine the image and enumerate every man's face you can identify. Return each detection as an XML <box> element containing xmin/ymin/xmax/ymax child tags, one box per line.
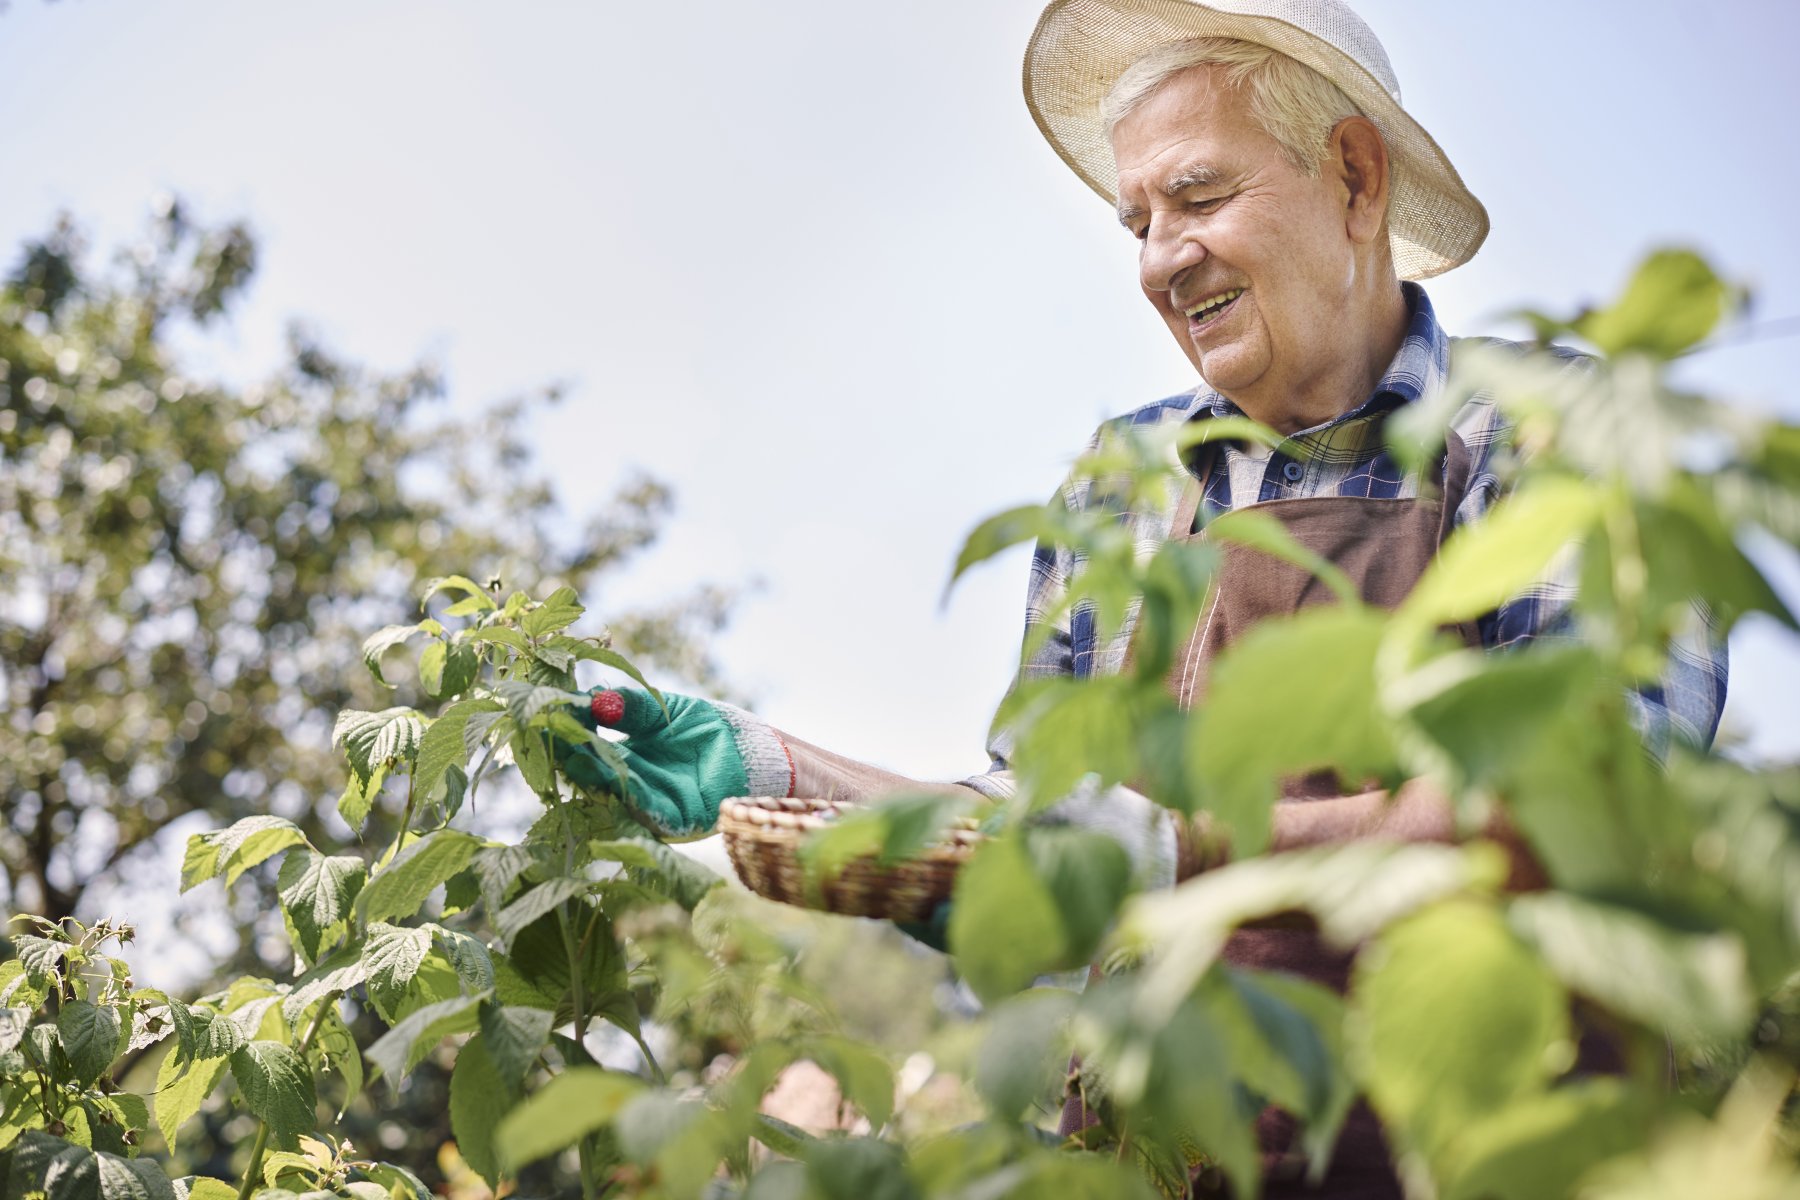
<box><xmin>1110</xmin><ymin>64</ymin><xmax>1357</xmax><ymax>406</ymax></box>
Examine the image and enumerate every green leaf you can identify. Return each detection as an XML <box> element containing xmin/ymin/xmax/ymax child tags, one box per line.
<box><xmin>492</xmin><ymin>878</ymin><xmax>589</xmax><ymax>953</ymax></box>
<box><xmin>0</xmin><ymin>1007</ymin><xmax>30</xmax><ymax>1054</ymax></box>
<box><xmin>361</xmin><ymin>924</ymin><xmax>432</xmax><ymax>1023</ymax></box>
<box><xmin>449</xmin><ymin>1035</ymin><xmax>513</xmax><ymax>1188</ymax></box>
<box><xmin>476</xmin><ymin>1003</ymin><xmax>553</xmax><ymax>1090</ymax></box>
<box><xmin>521</xmin><ymin>586</ymin><xmax>584</xmax><ymax>638</ymax></box>
<box><xmin>802</xmin><ymin>1036</ymin><xmax>894</xmax><ymax>1130</ymax></box>
<box><xmin>1023</xmin><ymin>826</ymin><xmax>1132</xmax><ymax>965</ymax></box>
<box><xmin>493</xmin><ymin>1066</ymin><xmax>643</xmax><ymax>1171</ymax></box>
<box><xmin>181</xmin><ymin>816</ymin><xmax>310</xmax><ymax>892</ymax></box>
<box><xmin>948</xmin><ymin>836</ymin><xmax>1066</xmax><ymax>1004</ymax></box>
<box><xmin>413</xmin><ymin>698</ymin><xmax>500</xmax><ymax>802</ymax></box>
<box><xmin>1125</xmin><ymin>842</ymin><xmax>1505</xmax><ymax>1026</ymax></box>
<box><xmin>1575</xmin><ymin>248</ymin><xmax>1737</xmax><ymax>360</ymax></box>
<box><xmin>364</xmin><ymin>993</ymin><xmax>486</xmax><ymax>1085</ymax></box>
<box><xmin>174</xmin><ymin>1177</ymin><xmax>236</xmax><ymax>1200</ymax></box>
<box><xmin>277</xmin><ymin>850</ymin><xmax>366</xmax><ymax>964</ymax></box>
<box><xmin>1398</xmin><ymin>477</ymin><xmax>1601</xmax><ymax>630</ymax></box>
<box><xmin>332</xmin><ymin>708</ymin><xmax>426</xmax><ymax>786</ymax></box>
<box><xmin>354</xmin><ymin>830</ymin><xmax>482</xmax><ymax>926</ymax></box>
<box><xmin>465</xmin><ymin>626</ymin><xmax>530</xmax><ymax>654</ymax></box>
<box><xmin>190</xmin><ymin>1008</ymin><xmax>247</xmax><ymax>1060</ymax></box>
<box><xmin>1441</xmin><ymin>1079</ymin><xmax>1650</xmax><ymax>1200</ymax></box>
<box><xmin>802</xmin><ymin>1138</ymin><xmax>919</xmax><ymax>1200</ymax></box>
<box><xmin>1190</xmin><ymin>606</ymin><xmax>1395</xmax><ymax>854</ymax></box>
<box><xmin>972</xmin><ymin>989</ymin><xmax>1075</xmax><ymax>1122</ymax></box>
<box><xmin>95</xmin><ymin>1153</ymin><xmax>176</xmax><ymax>1200</ymax></box>
<box><xmin>335</xmin><ymin>762</ymin><xmax>387</xmax><ymax>835</ymax></box>
<box><xmin>1354</xmin><ymin>899</ymin><xmax>1567</xmax><ymax>1158</ymax></box>
<box><xmin>419</xmin><ymin>640</ymin><xmax>480</xmax><ymax>701</ymax></box>
<box><xmin>946</xmin><ymin>503</ymin><xmax>1062</xmax><ymax>596</ymax></box>
<box><xmin>280</xmin><ymin>944</ymin><xmax>368</xmax><ymax>1028</ymax></box>
<box><xmin>491</xmin><ymin>681</ymin><xmax>586</xmax><ymax>726</ymax></box>
<box><xmin>1210</xmin><ymin>969</ymin><xmax>1353</xmax><ymax>1170</ymax></box>
<box><xmin>590</xmin><ymin>839</ymin><xmax>723</xmax><ymax>912</ymax></box>
<box><xmin>1404</xmin><ymin>647</ymin><xmax>1600</xmax><ymax>789</ymax></box>
<box><xmin>470</xmin><ymin>843</ymin><xmax>536</xmax><ymax>914</ymax></box>
<box><xmin>1507</xmin><ymin>892</ymin><xmax>1754</xmax><ymax>1047</ymax></box>
<box><xmin>154</xmin><ymin>1043</ymin><xmax>229</xmax><ymax>1149</ymax></box>
<box><xmin>360</xmin><ymin>624</ymin><xmax>423</xmax><ymax>688</ymax></box>
<box><xmin>420</xmin><ymin>575</ymin><xmax>496</xmax><ymax>612</ymax></box>
<box><xmin>12</xmin><ymin>936</ymin><xmax>69</xmax><ymax>986</ymax></box>
<box><xmin>549</xmin><ymin>641</ymin><xmax>661</xmax><ymax>701</ymax></box>
<box><xmin>229</xmin><ymin>1042</ymin><xmax>316</xmax><ymax>1149</ymax></box>
<box><xmin>56</xmin><ymin>1001</ymin><xmax>121</xmax><ymax>1087</ymax></box>
<box><xmin>428</xmin><ymin>926</ymin><xmax>495</xmax><ymax>995</ymax></box>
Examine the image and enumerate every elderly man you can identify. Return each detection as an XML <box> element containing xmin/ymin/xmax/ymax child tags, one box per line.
<box><xmin>565</xmin><ymin>0</ymin><xmax>1726</xmax><ymax>1193</ymax></box>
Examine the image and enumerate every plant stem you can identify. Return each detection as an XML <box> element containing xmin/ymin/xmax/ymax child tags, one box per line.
<box><xmin>236</xmin><ymin>992</ymin><xmax>340</xmax><ymax>1200</ymax></box>
<box><xmin>394</xmin><ymin>772</ymin><xmax>418</xmax><ymax>856</ymax></box>
<box><xmin>551</xmin><ymin>729</ymin><xmax>599</xmax><ymax>1200</ymax></box>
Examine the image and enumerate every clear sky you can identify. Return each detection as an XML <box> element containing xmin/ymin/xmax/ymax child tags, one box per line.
<box><xmin>3</xmin><ymin>0</ymin><xmax>1796</xmax><ymax>793</ymax></box>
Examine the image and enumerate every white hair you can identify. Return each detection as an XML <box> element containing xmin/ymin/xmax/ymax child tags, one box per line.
<box><xmin>1102</xmin><ymin>38</ymin><xmax>1366</xmax><ymax>179</ymax></box>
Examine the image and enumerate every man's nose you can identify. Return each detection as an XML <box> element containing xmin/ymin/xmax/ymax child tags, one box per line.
<box><xmin>1139</xmin><ymin>217</ymin><xmax>1206</xmax><ymax>297</ymax></box>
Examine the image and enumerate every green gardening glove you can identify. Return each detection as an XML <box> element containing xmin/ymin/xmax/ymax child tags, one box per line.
<box><xmin>559</xmin><ymin>687</ymin><xmax>796</xmax><ymax>838</ymax></box>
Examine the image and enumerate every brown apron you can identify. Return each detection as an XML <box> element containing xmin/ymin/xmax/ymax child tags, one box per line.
<box><xmin>1058</xmin><ymin>433</ymin><xmax>1476</xmax><ymax>1199</ymax></box>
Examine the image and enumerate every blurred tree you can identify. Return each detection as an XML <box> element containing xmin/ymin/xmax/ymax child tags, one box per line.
<box><xmin>0</xmin><ymin>199</ymin><xmax>734</xmax><ymax>970</ymax></box>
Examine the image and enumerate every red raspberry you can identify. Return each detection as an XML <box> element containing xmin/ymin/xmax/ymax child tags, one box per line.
<box><xmin>590</xmin><ymin>690</ymin><xmax>627</xmax><ymax>727</ymax></box>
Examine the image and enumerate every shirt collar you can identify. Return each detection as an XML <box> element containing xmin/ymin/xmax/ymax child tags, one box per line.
<box><xmin>1182</xmin><ymin>281</ymin><xmax>1448</xmax><ymax>438</ymax></box>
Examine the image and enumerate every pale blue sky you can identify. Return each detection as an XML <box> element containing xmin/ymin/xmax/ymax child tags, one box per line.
<box><xmin>3</xmin><ymin>0</ymin><xmax>1795</xmax><ymax>791</ymax></box>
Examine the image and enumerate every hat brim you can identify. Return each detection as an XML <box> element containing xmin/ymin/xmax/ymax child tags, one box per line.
<box><xmin>1024</xmin><ymin>0</ymin><xmax>1489</xmax><ymax>280</ymax></box>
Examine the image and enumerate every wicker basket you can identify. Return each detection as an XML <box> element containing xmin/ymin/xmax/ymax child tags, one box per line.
<box><xmin>719</xmin><ymin>796</ymin><xmax>983</xmax><ymax>923</ymax></box>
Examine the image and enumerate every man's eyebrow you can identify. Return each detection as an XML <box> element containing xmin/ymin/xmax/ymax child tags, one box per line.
<box><xmin>1163</xmin><ymin>162</ymin><xmax>1224</xmax><ymax>195</ymax></box>
<box><xmin>1116</xmin><ymin>163</ymin><xmax>1226</xmax><ymax>228</ymax></box>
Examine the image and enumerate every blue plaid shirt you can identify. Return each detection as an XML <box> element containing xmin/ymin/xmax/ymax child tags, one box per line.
<box><xmin>968</xmin><ymin>284</ymin><xmax>1727</xmax><ymax>796</ymax></box>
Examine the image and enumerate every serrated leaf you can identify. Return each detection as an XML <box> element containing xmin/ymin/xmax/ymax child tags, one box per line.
<box><xmin>179</xmin><ymin>817</ymin><xmax>310</xmax><ymax>892</ymax></box>
<box><xmin>0</xmin><ymin>1006</ymin><xmax>32</xmax><ymax>1054</ymax></box>
<box><xmin>154</xmin><ymin>1046</ymin><xmax>229</xmax><ymax>1150</ymax></box>
<box><xmin>449</xmin><ymin>1035</ymin><xmax>513</xmax><ymax>1188</ymax></box>
<box><xmin>56</xmin><ymin>1002</ymin><xmax>121</xmax><ymax>1087</ymax></box>
<box><xmin>360</xmin><ymin>624</ymin><xmax>423</xmax><ymax>688</ymax></box>
<box><xmin>277</xmin><ymin>851</ymin><xmax>366</xmax><ymax>964</ymax></box>
<box><xmin>419</xmin><ymin>640</ymin><xmax>479</xmax><ymax>701</ymax></box>
<box><xmin>173</xmin><ymin>1179</ymin><xmax>236</xmax><ymax>1200</ymax></box>
<box><xmin>493</xmin><ymin>1066</ymin><xmax>643</xmax><ymax>1171</ymax></box>
<box><xmin>364</xmin><ymin>993</ymin><xmax>486</xmax><ymax>1084</ymax></box>
<box><xmin>94</xmin><ymin>1155</ymin><xmax>176</xmax><ymax>1200</ymax></box>
<box><xmin>308</xmin><ymin>1002</ymin><xmax>363</xmax><ymax>1121</ymax></box>
<box><xmin>281</xmin><ymin>944</ymin><xmax>368</xmax><ymax>1028</ymax></box>
<box><xmin>332</xmin><ymin>709</ymin><xmax>426</xmax><ymax>786</ymax></box>
<box><xmin>470</xmin><ymin>843</ymin><xmax>536</xmax><ymax>915</ymax></box>
<box><xmin>361</xmin><ymin>924</ymin><xmax>432</xmax><ymax>1023</ymax></box>
<box><xmin>229</xmin><ymin>1042</ymin><xmax>316</xmax><ymax>1149</ymax></box>
<box><xmin>492</xmin><ymin>878</ymin><xmax>589</xmax><ymax>952</ymax></box>
<box><xmin>521</xmin><ymin>587</ymin><xmax>584</xmax><ymax>639</ymax></box>
<box><xmin>421</xmin><ymin>575</ymin><xmax>496</xmax><ymax>612</ymax></box>
<box><xmin>591</xmin><ymin>838</ymin><xmax>723</xmax><ymax>911</ymax></box>
<box><xmin>335</xmin><ymin>762</ymin><xmax>387</xmax><ymax>835</ymax></box>
<box><xmin>947</xmin><ymin>503</ymin><xmax>1063</xmax><ymax>595</ymax></box>
<box><xmin>413</xmin><ymin>699</ymin><xmax>500</xmax><ymax>801</ymax></box>
<box><xmin>428</xmin><ymin>926</ymin><xmax>495</xmax><ymax>994</ymax></box>
<box><xmin>476</xmin><ymin>1003</ymin><xmax>553</xmax><ymax>1090</ymax></box>
<box><xmin>973</xmin><ymin>990</ymin><xmax>1076</xmax><ymax>1122</ymax></box>
<box><xmin>354</xmin><ymin>830</ymin><xmax>483</xmax><ymax>926</ymax></box>
<box><xmin>491</xmin><ymin>681</ymin><xmax>586</xmax><ymax>726</ymax></box>
<box><xmin>190</xmin><ymin>1008</ymin><xmax>246</xmax><ymax>1060</ymax></box>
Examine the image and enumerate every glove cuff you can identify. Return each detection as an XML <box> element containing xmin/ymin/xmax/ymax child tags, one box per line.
<box><xmin>715</xmin><ymin>702</ymin><xmax>796</xmax><ymax>799</ymax></box>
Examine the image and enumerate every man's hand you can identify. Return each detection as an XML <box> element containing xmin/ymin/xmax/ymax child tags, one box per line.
<box><xmin>559</xmin><ymin>688</ymin><xmax>796</xmax><ymax>837</ymax></box>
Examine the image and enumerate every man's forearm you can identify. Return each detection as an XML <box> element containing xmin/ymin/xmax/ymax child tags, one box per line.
<box><xmin>778</xmin><ymin>730</ymin><xmax>983</xmax><ymax>806</ymax></box>
<box><xmin>1268</xmin><ymin>779</ymin><xmax>1545</xmax><ymax>890</ymax></box>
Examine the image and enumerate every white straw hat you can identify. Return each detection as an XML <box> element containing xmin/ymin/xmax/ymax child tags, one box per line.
<box><xmin>1023</xmin><ymin>0</ymin><xmax>1489</xmax><ymax>280</ymax></box>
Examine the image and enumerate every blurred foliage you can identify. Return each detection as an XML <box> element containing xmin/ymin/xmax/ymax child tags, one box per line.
<box><xmin>0</xmin><ymin>203</ymin><xmax>737</xmax><ymax>974</ymax></box>
<box><xmin>4</xmin><ymin>244</ymin><xmax>1800</xmax><ymax>1200</ymax></box>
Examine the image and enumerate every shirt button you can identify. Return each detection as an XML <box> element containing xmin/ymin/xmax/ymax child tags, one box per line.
<box><xmin>1282</xmin><ymin>461</ymin><xmax>1304</xmax><ymax>483</ymax></box>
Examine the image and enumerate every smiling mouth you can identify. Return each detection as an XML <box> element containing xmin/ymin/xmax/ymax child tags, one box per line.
<box><xmin>1184</xmin><ymin>287</ymin><xmax>1244</xmax><ymax>328</ymax></box>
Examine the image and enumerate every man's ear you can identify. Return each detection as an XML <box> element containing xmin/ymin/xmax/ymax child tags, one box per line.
<box><xmin>1330</xmin><ymin>116</ymin><xmax>1390</xmax><ymax>246</ymax></box>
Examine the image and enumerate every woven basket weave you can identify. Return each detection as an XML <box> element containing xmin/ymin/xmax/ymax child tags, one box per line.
<box><xmin>719</xmin><ymin>796</ymin><xmax>983</xmax><ymax>923</ymax></box>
